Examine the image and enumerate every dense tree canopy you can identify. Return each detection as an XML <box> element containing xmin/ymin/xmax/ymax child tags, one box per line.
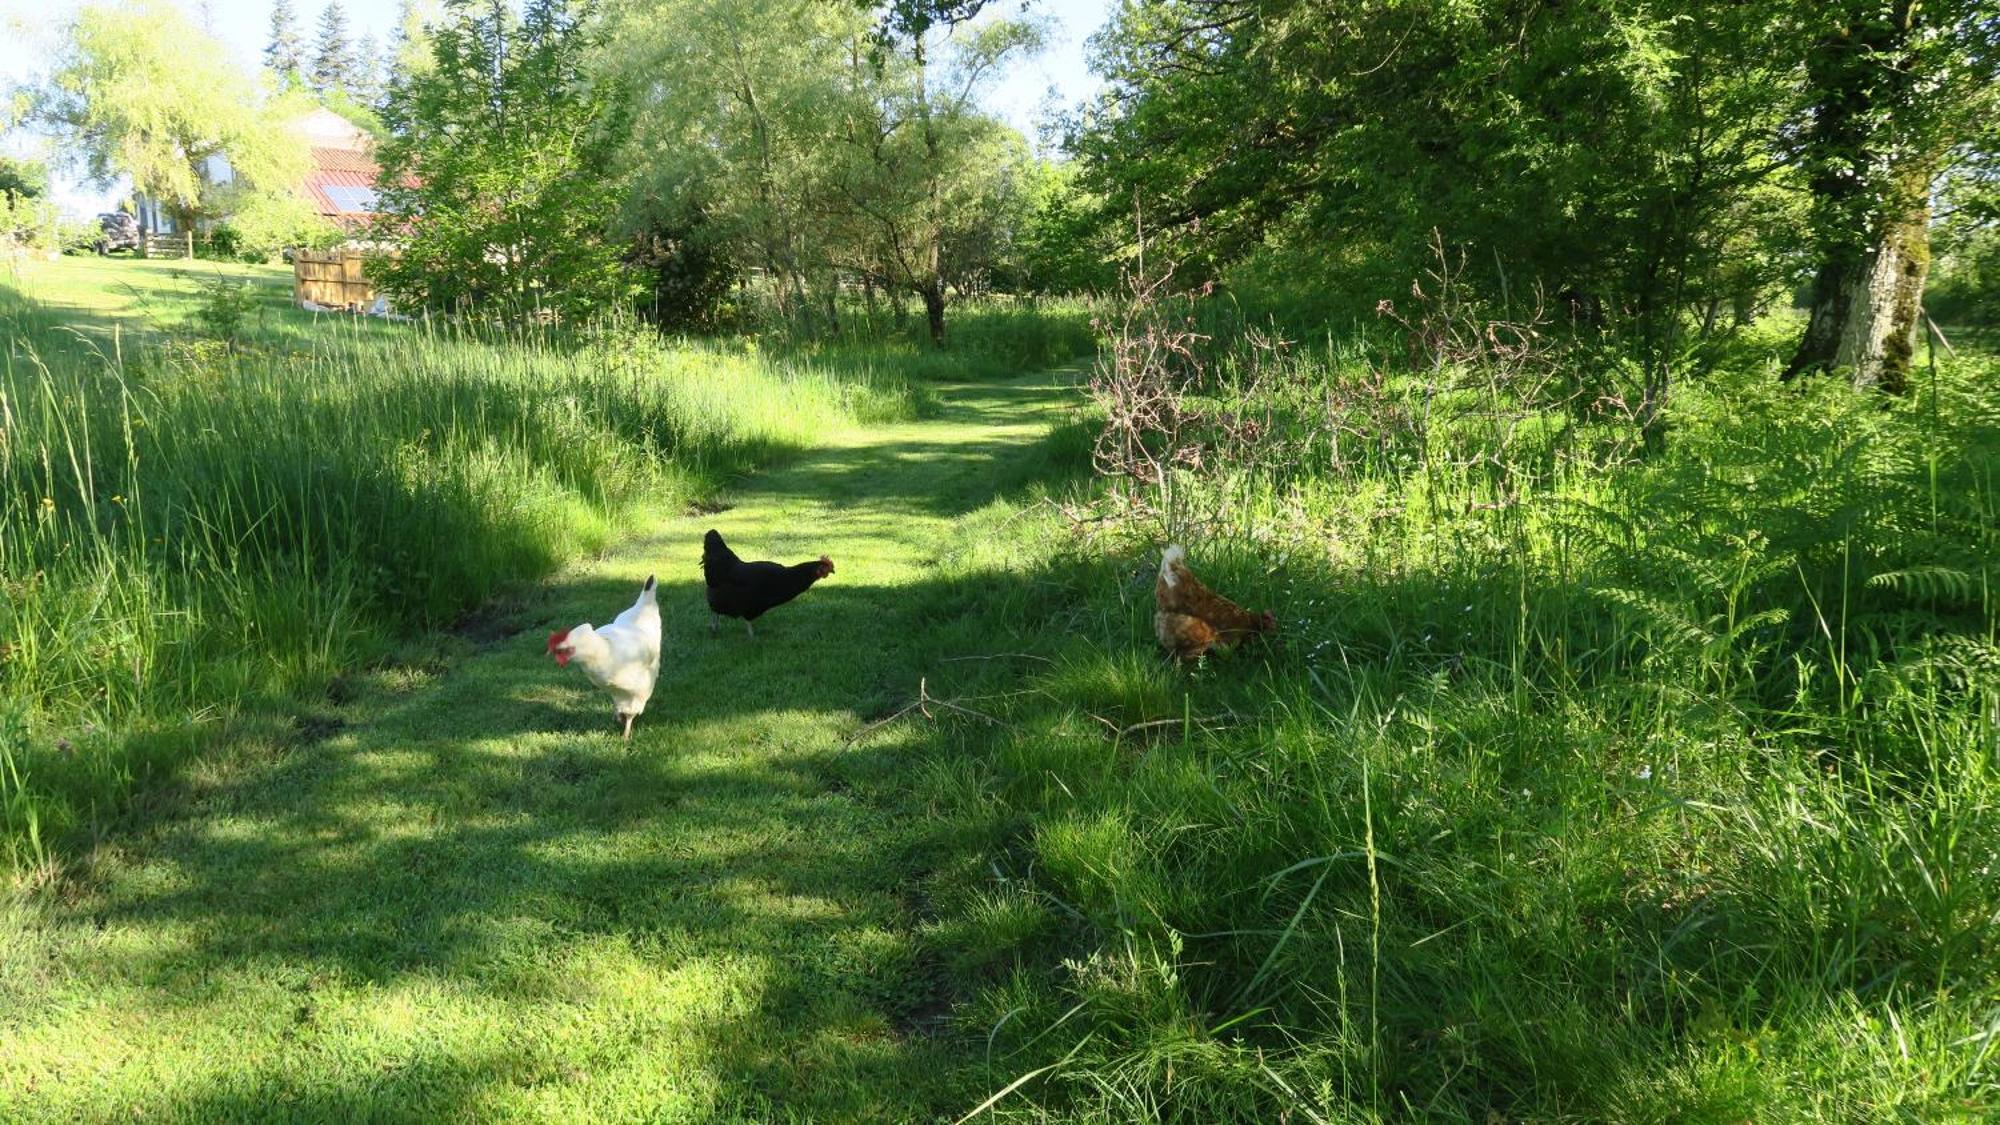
<box><xmin>602</xmin><ymin>0</ymin><xmax>1046</xmax><ymax>341</ymax></box>
<box><xmin>1073</xmin><ymin>0</ymin><xmax>2000</xmax><ymax>403</ymax></box>
<box><xmin>373</xmin><ymin>0</ymin><xmax>636</xmax><ymax>321</ymax></box>
<box><xmin>0</xmin><ymin>155</ymin><xmax>48</xmax><ymax>204</ymax></box>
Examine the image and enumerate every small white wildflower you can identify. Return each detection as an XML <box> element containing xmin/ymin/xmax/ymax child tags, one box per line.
<box><xmin>1635</xmin><ymin>765</ymin><xmax>1653</xmax><ymax>781</ymax></box>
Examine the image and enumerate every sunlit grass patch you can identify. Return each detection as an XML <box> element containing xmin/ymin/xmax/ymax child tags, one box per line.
<box><xmin>0</xmin><ymin>261</ymin><xmax>911</xmax><ymax>870</ymax></box>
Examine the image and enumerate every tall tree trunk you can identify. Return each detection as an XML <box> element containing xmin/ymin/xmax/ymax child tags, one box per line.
<box><xmin>913</xmin><ymin>23</ymin><xmax>947</xmax><ymax>349</ymax></box>
<box><xmin>1784</xmin><ymin>166</ymin><xmax>1932</xmax><ymax>394</ymax></box>
<box><xmin>1782</xmin><ymin>3</ymin><xmax>1931</xmax><ymax>395</ymax></box>
<box><xmin>920</xmin><ymin>282</ymin><xmax>946</xmax><ymax>348</ymax></box>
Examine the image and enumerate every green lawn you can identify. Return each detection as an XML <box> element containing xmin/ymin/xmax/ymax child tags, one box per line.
<box><xmin>1</xmin><ymin>254</ymin><xmax>402</xmax><ymax>346</ymax></box>
<box><xmin>0</xmin><ymin>340</ymin><xmax>1085</xmax><ymax>1118</ymax></box>
<box><xmin>5</xmin><ymin>255</ymin><xmax>1993</xmax><ymax>1121</ymax></box>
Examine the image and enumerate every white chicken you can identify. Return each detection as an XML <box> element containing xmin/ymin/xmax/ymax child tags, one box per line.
<box><xmin>546</xmin><ymin>575</ymin><xmax>661</xmax><ymax>740</ymax></box>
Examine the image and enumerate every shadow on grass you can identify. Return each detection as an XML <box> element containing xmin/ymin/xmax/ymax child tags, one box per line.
<box><xmin>6</xmin><ymin>371</ymin><xmax>1091</xmax><ymax>1119</ymax></box>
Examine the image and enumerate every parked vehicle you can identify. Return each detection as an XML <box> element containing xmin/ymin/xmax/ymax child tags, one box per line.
<box><xmin>94</xmin><ymin>212</ymin><xmax>141</xmax><ymax>255</ymax></box>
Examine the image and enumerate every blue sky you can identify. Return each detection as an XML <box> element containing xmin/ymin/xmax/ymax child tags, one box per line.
<box><xmin>2</xmin><ymin>0</ymin><xmax>1114</xmax><ymax>216</ymax></box>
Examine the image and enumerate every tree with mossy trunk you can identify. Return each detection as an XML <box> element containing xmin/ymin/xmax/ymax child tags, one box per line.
<box><xmin>1784</xmin><ymin>1</ymin><xmax>1999</xmax><ymax>393</ymax></box>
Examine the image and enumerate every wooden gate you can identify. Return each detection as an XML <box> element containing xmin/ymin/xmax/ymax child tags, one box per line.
<box><xmin>293</xmin><ymin>250</ymin><xmax>376</xmax><ymax>310</ymax></box>
<box><xmin>140</xmin><ymin>231</ymin><xmax>196</xmax><ymax>259</ymax></box>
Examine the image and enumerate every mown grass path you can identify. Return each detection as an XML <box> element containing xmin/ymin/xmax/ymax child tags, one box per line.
<box><xmin>1</xmin><ymin>368</ymin><xmax>1078</xmax><ymax>1122</ymax></box>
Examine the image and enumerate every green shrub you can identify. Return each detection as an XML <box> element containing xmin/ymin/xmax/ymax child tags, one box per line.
<box><xmin>181</xmin><ymin>269</ymin><xmax>260</xmax><ymax>347</ymax></box>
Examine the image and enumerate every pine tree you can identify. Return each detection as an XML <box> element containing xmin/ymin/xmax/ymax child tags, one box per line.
<box><xmin>389</xmin><ymin>0</ymin><xmax>437</xmax><ymax>84</ymax></box>
<box><xmin>351</xmin><ymin>31</ymin><xmax>382</xmax><ymax>105</ymax></box>
<box><xmin>264</xmin><ymin>0</ymin><xmax>304</xmax><ymax>80</ymax></box>
<box><xmin>312</xmin><ymin>0</ymin><xmax>353</xmax><ymax>92</ymax></box>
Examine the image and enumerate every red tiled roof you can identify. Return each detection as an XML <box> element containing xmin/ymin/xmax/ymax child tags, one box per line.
<box><xmin>311</xmin><ymin>146</ymin><xmax>379</xmax><ymax>176</ymax></box>
<box><xmin>300</xmin><ymin>146</ymin><xmax>384</xmax><ymax>224</ymax></box>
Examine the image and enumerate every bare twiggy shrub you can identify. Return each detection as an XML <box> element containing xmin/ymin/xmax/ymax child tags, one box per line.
<box><xmin>1363</xmin><ymin>231</ymin><xmax>1604</xmax><ymax>503</ymax></box>
<box><xmin>1374</xmin><ymin>231</ymin><xmax>1565</xmax><ymax>401</ymax></box>
<box><xmin>1088</xmin><ymin>215</ymin><xmax>1211</xmax><ymax>520</ymax></box>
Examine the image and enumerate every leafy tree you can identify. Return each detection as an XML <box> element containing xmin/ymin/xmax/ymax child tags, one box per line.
<box><xmin>1927</xmin><ymin>148</ymin><xmax>2000</xmax><ymax>325</ymax></box>
<box><xmin>1781</xmin><ymin>0</ymin><xmax>2000</xmax><ymax>392</ymax></box>
<box><xmin>605</xmin><ymin>0</ymin><xmax>863</xmax><ymax>321</ymax></box>
<box><xmin>845</xmin><ymin>5</ymin><xmax>1044</xmax><ymax>342</ymax></box>
<box><xmin>350</xmin><ymin>31</ymin><xmax>385</xmax><ymax>105</ymax></box>
<box><xmin>605</xmin><ymin>0</ymin><xmax>1042</xmax><ymax>343</ymax></box>
<box><xmin>374</xmin><ymin>0</ymin><xmax>637</xmax><ymax>321</ymax></box>
<box><xmin>321</xmin><ymin>88</ymin><xmax>389</xmax><ymax>139</ymax></box>
<box><xmin>1012</xmin><ymin>158</ymin><xmax>1117</xmax><ymax>294</ymax></box>
<box><xmin>0</xmin><ymin>155</ymin><xmax>48</xmax><ymax>204</ymax></box>
<box><xmin>40</xmin><ymin>0</ymin><xmax>309</xmax><ymax>233</ymax></box>
<box><xmin>629</xmin><ymin>210</ymin><xmax>739</xmax><ymax>332</ymax></box>
<box><xmin>0</xmin><ymin>155</ymin><xmax>56</xmax><ymax>252</ymax></box>
<box><xmin>265</xmin><ymin>0</ymin><xmax>307</xmax><ymax>82</ymax></box>
<box><xmin>210</xmin><ymin>186</ymin><xmax>339</xmax><ymax>261</ymax></box>
<box><xmin>313</xmin><ymin>0</ymin><xmax>354</xmax><ymax>92</ymax></box>
<box><xmin>391</xmin><ymin>0</ymin><xmax>441</xmax><ymax>83</ymax></box>
<box><xmin>1076</xmin><ymin>2</ymin><xmax>1818</xmax><ymax>442</ymax></box>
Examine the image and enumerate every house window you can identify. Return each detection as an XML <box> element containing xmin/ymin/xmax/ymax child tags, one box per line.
<box><xmin>322</xmin><ymin>186</ymin><xmax>379</xmax><ymax>214</ymax></box>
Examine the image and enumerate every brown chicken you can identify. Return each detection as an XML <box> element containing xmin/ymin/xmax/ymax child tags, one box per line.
<box><xmin>1154</xmin><ymin>544</ymin><xmax>1278</xmax><ymax>660</ymax></box>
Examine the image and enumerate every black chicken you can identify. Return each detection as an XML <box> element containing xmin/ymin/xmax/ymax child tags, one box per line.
<box><xmin>701</xmin><ymin>529</ymin><xmax>834</xmax><ymax>639</ymax></box>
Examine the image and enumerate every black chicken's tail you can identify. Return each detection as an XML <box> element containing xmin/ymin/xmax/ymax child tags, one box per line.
<box><xmin>702</xmin><ymin>529</ymin><xmax>740</xmax><ymax>578</ymax></box>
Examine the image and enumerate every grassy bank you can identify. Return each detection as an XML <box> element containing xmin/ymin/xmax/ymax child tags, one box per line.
<box><xmin>749</xmin><ymin>294</ymin><xmax>1103</xmax><ymax>391</ymax></box>
<box><xmin>0</xmin><ymin>257</ymin><xmax>928</xmax><ymax>872</ymax></box>
<box><xmin>11</xmin><ymin>249</ymin><xmax>1989</xmax><ymax>1117</ymax></box>
<box><xmin>910</xmin><ymin>334</ymin><xmax>2000</xmax><ymax>1119</ymax></box>
<box><xmin>0</xmin><ymin>359</ymin><xmax>1097</xmax><ymax>1122</ymax></box>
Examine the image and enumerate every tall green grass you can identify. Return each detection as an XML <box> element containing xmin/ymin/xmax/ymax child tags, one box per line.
<box><xmin>751</xmin><ymin>294</ymin><xmax>1102</xmax><ymax>386</ymax></box>
<box><xmin>921</xmin><ymin>337</ymin><xmax>2000</xmax><ymax>1119</ymax></box>
<box><xmin>0</xmin><ymin>285</ymin><xmax>899</xmax><ymax>873</ymax></box>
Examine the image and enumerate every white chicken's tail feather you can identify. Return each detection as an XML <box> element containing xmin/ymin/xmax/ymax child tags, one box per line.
<box><xmin>1160</xmin><ymin>544</ymin><xmax>1186</xmax><ymax>587</ymax></box>
<box><xmin>610</xmin><ymin>575</ymin><xmax>660</xmax><ymax>632</ymax></box>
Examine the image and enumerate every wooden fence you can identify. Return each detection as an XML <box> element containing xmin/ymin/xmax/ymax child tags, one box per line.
<box><xmin>293</xmin><ymin>250</ymin><xmax>376</xmax><ymax>310</ymax></box>
<box><xmin>140</xmin><ymin>231</ymin><xmax>198</xmax><ymax>259</ymax></box>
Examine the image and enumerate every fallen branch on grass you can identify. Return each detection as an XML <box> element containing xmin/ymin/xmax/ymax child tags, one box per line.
<box><xmin>847</xmin><ymin>676</ymin><xmax>1014</xmax><ymax>743</ymax></box>
<box><xmin>1088</xmin><ymin>710</ymin><xmax>1239</xmax><ymax>747</ymax></box>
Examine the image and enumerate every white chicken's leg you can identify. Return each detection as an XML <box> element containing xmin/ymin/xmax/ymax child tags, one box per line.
<box><xmin>621</xmin><ymin>712</ymin><xmax>635</xmax><ymax>741</ymax></box>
